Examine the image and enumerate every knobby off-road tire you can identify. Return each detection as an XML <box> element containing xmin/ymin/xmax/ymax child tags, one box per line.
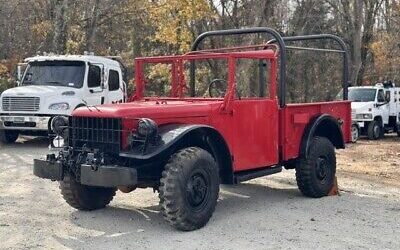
<box><xmin>0</xmin><ymin>130</ymin><xmax>19</xmax><ymax>144</ymax></box>
<box><xmin>296</xmin><ymin>136</ymin><xmax>336</xmax><ymax>198</ymax></box>
<box><xmin>159</xmin><ymin>147</ymin><xmax>220</xmax><ymax>231</ymax></box>
<box><xmin>60</xmin><ymin>175</ymin><xmax>116</xmax><ymax>210</ymax></box>
<box><xmin>367</xmin><ymin>120</ymin><xmax>381</xmax><ymax>140</ymax></box>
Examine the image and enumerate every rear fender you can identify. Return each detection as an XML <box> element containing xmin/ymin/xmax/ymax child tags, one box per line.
<box><xmin>300</xmin><ymin>114</ymin><xmax>345</xmax><ymax>157</ymax></box>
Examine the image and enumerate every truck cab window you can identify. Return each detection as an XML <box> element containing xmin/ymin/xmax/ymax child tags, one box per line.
<box><xmin>377</xmin><ymin>90</ymin><xmax>386</xmax><ymax>103</ymax></box>
<box><xmin>385</xmin><ymin>91</ymin><xmax>391</xmax><ymax>102</ymax></box>
<box><xmin>109</xmin><ymin>70</ymin><xmax>120</xmax><ymax>91</ymax></box>
<box><xmin>88</xmin><ymin>65</ymin><xmax>101</xmax><ymax>88</ymax></box>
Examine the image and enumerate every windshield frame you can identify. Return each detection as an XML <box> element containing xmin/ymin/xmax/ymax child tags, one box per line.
<box><xmin>132</xmin><ymin>50</ymin><xmax>278</xmax><ymax>101</ymax></box>
<box><xmin>21</xmin><ymin>60</ymin><xmax>86</xmax><ymax>89</ymax></box>
<box><xmin>348</xmin><ymin>88</ymin><xmax>377</xmax><ymax>102</ymax></box>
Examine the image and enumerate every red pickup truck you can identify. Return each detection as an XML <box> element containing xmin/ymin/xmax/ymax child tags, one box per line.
<box><xmin>34</xmin><ymin>27</ymin><xmax>351</xmax><ymax>231</ymax></box>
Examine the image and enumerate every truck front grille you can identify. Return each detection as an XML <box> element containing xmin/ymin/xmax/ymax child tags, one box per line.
<box><xmin>69</xmin><ymin>117</ymin><xmax>121</xmax><ymax>154</ymax></box>
<box><xmin>2</xmin><ymin>97</ymin><xmax>40</xmax><ymax>112</ymax></box>
<box><xmin>351</xmin><ymin>109</ymin><xmax>356</xmax><ymax>120</ymax></box>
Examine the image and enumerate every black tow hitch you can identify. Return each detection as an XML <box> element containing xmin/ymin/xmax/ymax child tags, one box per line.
<box><xmin>33</xmin><ymin>154</ymin><xmax>63</xmax><ymax>181</ymax></box>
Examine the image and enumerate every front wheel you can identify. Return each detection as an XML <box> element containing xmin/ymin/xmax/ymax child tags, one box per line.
<box><xmin>159</xmin><ymin>147</ymin><xmax>220</xmax><ymax>231</ymax></box>
<box><xmin>0</xmin><ymin>130</ymin><xmax>19</xmax><ymax>144</ymax></box>
<box><xmin>367</xmin><ymin>121</ymin><xmax>381</xmax><ymax>140</ymax></box>
<box><xmin>397</xmin><ymin>124</ymin><xmax>400</xmax><ymax>137</ymax></box>
<box><xmin>60</xmin><ymin>175</ymin><xmax>116</xmax><ymax>210</ymax></box>
<box><xmin>351</xmin><ymin>124</ymin><xmax>359</xmax><ymax>143</ymax></box>
<box><xmin>296</xmin><ymin>137</ymin><xmax>336</xmax><ymax>198</ymax></box>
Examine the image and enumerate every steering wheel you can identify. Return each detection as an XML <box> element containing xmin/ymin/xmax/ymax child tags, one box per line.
<box><xmin>208</xmin><ymin>79</ymin><xmax>227</xmax><ymax>98</ymax></box>
<box><xmin>208</xmin><ymin>79</ymin><xmax>241</xmax><ymax>99</ymax></box>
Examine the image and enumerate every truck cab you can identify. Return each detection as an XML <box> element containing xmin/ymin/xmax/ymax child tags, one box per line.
<box><xmin>0</xmin><ymin>54</ymin><xmax>126</xmax><ymax>143</ymax></box>
<box><xmin>349</xmin><ymin>82</ymin><xmax>399</xmax><ymax>140</ymax></box>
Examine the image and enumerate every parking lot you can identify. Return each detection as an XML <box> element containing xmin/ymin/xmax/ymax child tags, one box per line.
<box><xmin>0</xmin><ymin>136</ymin><xmax>399</xmax><ymax>250</ymax></box>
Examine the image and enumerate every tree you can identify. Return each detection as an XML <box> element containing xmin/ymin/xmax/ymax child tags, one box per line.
<box><xmin>52</xmin><ymin>0</ymin><xmax>69</xmax><ymax>54</ymax></box>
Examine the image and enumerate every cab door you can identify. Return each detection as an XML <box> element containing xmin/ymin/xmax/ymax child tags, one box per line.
<box><xmin>377</xmin><ymin>89</ymin><xmax>389</xmax><ymax>125</ymax></box>
<box><xmin>231</xmin><ymin>99</ymin><xmax>279</xmax><ymax>171</ymax></box>
<box><xmin>105</xmin><ymin>69</ymin><xmax>124</xmax><ymax>104</ymax></box>
<box><xmin>229</xmin><ymin>59</ymin><xmax>279</xmax><ymax>171</ymax></box>
<box><xmin>85</xmin><ymin>63</ymin><xmax>105</xmax><ymax>106</ymax></box>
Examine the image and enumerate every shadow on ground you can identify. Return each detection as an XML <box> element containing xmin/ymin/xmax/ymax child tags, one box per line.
<box><xmin>51</xmin><ymin>180</ymin><xmax>399</xmax><ymax>250</ymax></box>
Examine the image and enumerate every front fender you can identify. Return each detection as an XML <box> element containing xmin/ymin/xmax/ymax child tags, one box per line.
<box><xmin>119</xmin><ymin>124</ymin><xmax>214</xmax><ymax>161</ymax></box>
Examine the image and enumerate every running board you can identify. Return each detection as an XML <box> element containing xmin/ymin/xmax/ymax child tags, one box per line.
<box><xmin>234</xmin><ymin>166</ymin><xmax>282</xmax><ymax>183</ymax></box>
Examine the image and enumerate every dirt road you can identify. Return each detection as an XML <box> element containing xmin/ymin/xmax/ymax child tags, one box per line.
<box><xmin>0</xmin><ymin>136</ymin><xmax>399</xmax><ymax>250</ymax></box>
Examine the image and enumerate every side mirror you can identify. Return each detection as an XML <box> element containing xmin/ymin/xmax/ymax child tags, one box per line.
<box><xmin>101</xmin><ymin>67</ymin><xmax>106</xmax><ymax>90</ymax></box>
<box><xmin>16</xmin><ymin>63</ymin><xmax>27</xmax><ymax>86</ymax></box>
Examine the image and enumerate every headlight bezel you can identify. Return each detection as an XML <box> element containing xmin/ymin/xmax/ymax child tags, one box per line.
<box><xmin>137</xmin><ymin>118</ymin><xmax>158</xmax><ymax>138</ymax></box>
<box><xmin>49</xmin><ymin>102</ymin><xmax>70</xmax><ymax>110</ymax></box>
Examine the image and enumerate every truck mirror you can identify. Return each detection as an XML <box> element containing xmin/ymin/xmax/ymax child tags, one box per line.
<box><xmin>101</xmin><ymin>67</ymin><xmax>106</xmax><ymax>89</ymax></box>
<box><xmin>16</xmin><ymin>63</ymin><xmax>27</xmax><ymax>86</ymax></box>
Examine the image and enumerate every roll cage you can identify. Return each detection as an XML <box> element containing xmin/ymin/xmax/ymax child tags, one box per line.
<box><xmin>132</xmin><ymin>27</ymin><xmax>350</xmax><ymax>108</ymax></box>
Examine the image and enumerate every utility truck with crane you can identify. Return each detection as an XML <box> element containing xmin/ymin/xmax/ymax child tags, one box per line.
<box><xmin>348</xmin><ymin>81</ymin><xmax>400</xmax><ymax>141</ymax></box>
<box><xmin>33</xmin><ymin>28</ymin><xmax>351</xmax><ymax>231</ymax></box>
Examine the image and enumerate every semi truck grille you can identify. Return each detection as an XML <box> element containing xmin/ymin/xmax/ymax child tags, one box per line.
<box><xmin>69</xmin><ymin>117</ymin><xmax>121</xmax><ymax>154</ymax></box>
<box><xmin>2</xmin><ymin>97</ymin><xmax>40</xmax><ymax>112</ymax></box>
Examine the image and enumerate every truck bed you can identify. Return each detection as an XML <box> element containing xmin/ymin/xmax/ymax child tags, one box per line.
<box><xmin>280</xmin><ymin>101</ymin><xmax>351</xmax><ymax>161</ymax></box>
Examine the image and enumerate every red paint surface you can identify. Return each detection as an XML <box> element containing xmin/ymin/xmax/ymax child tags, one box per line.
<box><xmin>73</xmin><ymin>46</ymin><xmax>351</xmax><ymax>172</ymax></box>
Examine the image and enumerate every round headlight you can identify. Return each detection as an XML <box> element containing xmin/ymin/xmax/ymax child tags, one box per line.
<box><xmin>137</xmin><ymin>118</ymin><xmax>158</xmax><ymax>138</ymax></box>
<box><xmin>51</xmin><ymin>116</ymin><xmax>69</xmax><ymax>136</ymax></box>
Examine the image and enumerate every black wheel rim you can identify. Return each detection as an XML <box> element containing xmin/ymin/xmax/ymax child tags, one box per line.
<box><xmin>315</xmin><ymin>157</ymin><xmax>329</xmax><ymax>183</ymax></box>
<box><xmin>186</xmin><ymin>171</ymin><xmax>209</xmax><ymax>209</ymax></box>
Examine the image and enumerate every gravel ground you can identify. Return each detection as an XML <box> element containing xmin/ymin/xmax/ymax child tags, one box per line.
<box><xmin>0</xmin><ymin>136</ymin><xmax>399</xmax><ymax>250</ymax></box>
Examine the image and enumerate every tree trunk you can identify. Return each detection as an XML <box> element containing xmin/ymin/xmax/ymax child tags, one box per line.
<box><xmin>85</xmin><ymin>0</ymin><xmax>100</xmax><ymax>52</ymax></box>
<box><xmin>351</xmin><ymin>0</ymin><xmax>363</xmax><ymax>85</ymax></box>
<box><xmin>52</xmin><ymin>0</ymin><xmax>69</xmax><ymax>54</ymax></box>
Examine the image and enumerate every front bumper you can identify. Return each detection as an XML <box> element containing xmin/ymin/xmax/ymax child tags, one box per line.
<box><xmin>33</xmin><ymin>158</ymin><xmax>138</xmax><ymax>187</ymax></box>
<box><xmin>0</xmin><ymin>115</ymin><xmax>51</xmax><ymax>130</ymax></box>
<box><xmin>352</xmin><ymin>120</ymin><xmax>372</xmax><ymax>129</ymax></box>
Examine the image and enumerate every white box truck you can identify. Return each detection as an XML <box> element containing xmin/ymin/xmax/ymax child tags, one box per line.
<box><xmin>0</xmin><ymin>54</ymin><xmax>127</xmax><ymax>144</ymax></box>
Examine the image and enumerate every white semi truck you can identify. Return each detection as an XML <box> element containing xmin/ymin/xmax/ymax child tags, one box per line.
<box><xmin>0</xmin><ymin>54</ymin><xmax>127</xmax><ymax>144</ymax></box>
<box><xmin>349</xmin><ymin>82</ymin><xmax>400</xmax><ymax>141</ymax></box>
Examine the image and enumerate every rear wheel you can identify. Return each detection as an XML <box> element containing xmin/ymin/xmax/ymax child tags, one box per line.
<box><xmin>367</xmin><ymin>121</ymin><xmax>381</xmax><ymax>140</ymax></box>
<box><xmin>60</xmin><ymin>175</ymin><xmax>116</xmax><ymax>210</ymax></box>
<box><xmin>159</xmin><ymin>147</ymin><xmax>220</xmax><ymax>231</ymax></box>
<box><xmin>296</xmin><ymin>137</ymin><xmax>336</xmax><ymax>198</ymax></box>
<box><xmin>0</xmin><ymin>130</ymin><xmax>19</xmax><ymax>144</ymax></box>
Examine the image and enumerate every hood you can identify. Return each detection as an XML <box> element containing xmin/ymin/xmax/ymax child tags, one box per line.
<box><xmin>351</xmin><ymin>102</ymin><xmax>374</xmax><ymax>111</ymax></box>
<box><xmin>1</xmin><ymin>85</ymin><xmax>77</xmax><ymax>98</ymax></box>
<box><xmin>72</xmin><ymin>99</ymin><xmax>221</xmax><ymax>120</ymax></box>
